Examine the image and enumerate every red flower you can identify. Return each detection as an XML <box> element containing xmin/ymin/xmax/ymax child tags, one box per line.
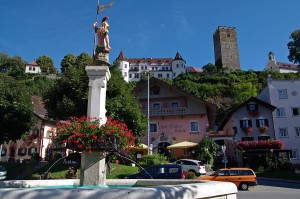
<box><xmin>92</xmin><ymin>135</ymin><xmax>98</xmax><ymax>140</ymax></box>
<box><xmin>258</xmin><ymin>126</ymin><xmax>269</xmax><ymax>133</ymax></box>
<box><xmin>54</xmin><ymin>115</ymin><xmax>136</xmax><ymax>152</ymax></box>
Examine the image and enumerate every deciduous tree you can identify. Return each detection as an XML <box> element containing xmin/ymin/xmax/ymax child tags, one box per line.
<box><xmin>287</xmin><ymin>29</ymin><xmax>300</xmax><ymax>65</ymax></box>
<box><xmin>36</xmin><ymin>55</ymin><xmax>57</xmax><ymax>74</ymax></box>
<box><xmin>0</xmin><ymin>74</ymin><xmax>36</xmax><ymax>144</ymax></box>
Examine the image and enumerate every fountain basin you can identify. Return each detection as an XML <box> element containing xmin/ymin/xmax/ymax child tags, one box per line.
<box><xmin>0</xmin><ymin>179</ymin><xmax>237</xmax><ymax>199</ymax></box>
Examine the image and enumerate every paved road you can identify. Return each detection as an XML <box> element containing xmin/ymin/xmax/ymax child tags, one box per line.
<box><xmin>237</xmin><ymin>177</ymin><xmax>300</xmax><ymax>199</ymax></box>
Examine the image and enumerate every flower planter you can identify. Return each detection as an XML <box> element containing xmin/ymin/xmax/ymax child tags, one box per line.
<box><xmin>242</xmin><ymin>127</ymin><xmax>253</xmax><ymax>136</ymax></box>
<box><xmin>236</xmin><ymin>140</ymin><xmax>284</xmax><ymax>150</ymax></box>
<box><xmin>258</xmin><ymin>126</ymin><xmax>269</xmax><ymax>134</ymax></box>
<box><xmin>248</xmin><ymin>111</ymin><xmax>259</xmax><ymax>117</ymax></box>
<box><xmin>55</xmin><ymin>116</ymin><xmax>135</xmax><ymax>152</ymax></box>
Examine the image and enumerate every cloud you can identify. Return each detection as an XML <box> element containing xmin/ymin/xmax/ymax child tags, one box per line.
<box><xmin>172</xmin><ymin>2</ymin><xmax>193</xmax><ymax>35</ymax></box>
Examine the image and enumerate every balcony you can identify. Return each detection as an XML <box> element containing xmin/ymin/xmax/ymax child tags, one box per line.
<box><xmin>142</xmin><ymin>107</ymin><xmax>186</xmax><ymax>116</ymax></box>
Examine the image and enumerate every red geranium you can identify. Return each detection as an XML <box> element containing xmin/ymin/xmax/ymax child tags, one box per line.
<box><xmin>236</xmin><ymin>140</ymin><xmax>284</xmax><ymax>150</ymax></box>
<box><xmin>258</xmin><ymin>126</ymin><xmax>269</xmax><ymax>133</ymax></box>
<box><xmin>54</xmin><ymin>116</ymin><xmax>136</xmax><ymax>152</ymax></box>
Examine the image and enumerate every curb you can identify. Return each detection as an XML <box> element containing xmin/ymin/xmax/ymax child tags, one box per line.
<box><xmin>258</xmin><ymin>177</ymin><xmax>300</xmax><ymax>184</ymax></box>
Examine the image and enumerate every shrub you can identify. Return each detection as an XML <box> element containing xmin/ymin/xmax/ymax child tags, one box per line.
<box><xmin>186</xmin><ymin>172</ymin><xmax>197</xmax><ymax>179</ymax></box>
<box><xmin>139</xmin><ymin>154</ymin><xmax>168</xmax><ymax>168</ymax></box>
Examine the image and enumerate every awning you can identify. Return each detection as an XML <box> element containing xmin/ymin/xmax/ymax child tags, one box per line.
<box><xmin>167</xmin><ymin>141</ymin><xmax>198</xmax><ymax>149</ymax></box>
<box><xmin>130</xmin><ymin>143</ymin><xmax>148</xmax><ymax>150</ymax></box>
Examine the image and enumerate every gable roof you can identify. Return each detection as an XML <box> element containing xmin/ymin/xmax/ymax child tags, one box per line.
<box><xmin>219</xmin><ymin>97</ymin><xmax>277</xmax><ymax>130</ymax></box>
<box><xmin>186</xmin><ymin>66</ymin><xmax>203</xmax><ymax>73</ymax></box>
<box><xmin>275</xmin><ymin>61</ymin><xmax>299</xmax><ymax>70</ymax></box>
<box><xmin>133</xmin><ymin>77</ymin><xmax>217</xmax><ymax>127</ymax></box>
<box><xmin>27</xmin><ymin>60</ymin><xmax>38</xmax><ymax>66</ymax></box>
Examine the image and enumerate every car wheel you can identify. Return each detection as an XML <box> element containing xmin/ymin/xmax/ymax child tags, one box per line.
<box><xmin>188</xmin><ymin>170</ymin><xmax>196</xmax><ymax>176</ymax></box>
<box><xmin>239</xmin><ymin>182</ymin><xmax>249</xmax><ymax>191</ymax></box>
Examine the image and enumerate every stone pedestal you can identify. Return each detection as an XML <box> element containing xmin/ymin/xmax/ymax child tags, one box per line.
<box><xmin>80</xmin><ymin>151</ymin><xmax>106</xmax><ymax>186</ymax></box>
<box><xmin>80</xmin><ymin>65</ymin><xmax>110</xmax><ymax>186</ymax></box>
<box><xmin>85</xmin><ymin>65</ymin><xmax>111</xmax><ymax>125</ymax></box>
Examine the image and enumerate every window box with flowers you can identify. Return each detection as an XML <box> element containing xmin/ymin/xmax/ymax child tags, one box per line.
<box><xmin>236</xmin><ymin>139</ymin><xmax>284</xmax><ymax>150</ymax></box>
<box><xmin>258</xmin><ymin>126</ymin><xmax>269</xmax><ymax>134</ymax></box>
<box><xmin>54</xmin><ymin>116</ymin><xmax>136</xmax><ymax>152</ymax></box>
<box><xmin>242</xmin><ymin>127</ymin><xmax>253</xmax><ymax>136</ymax></box>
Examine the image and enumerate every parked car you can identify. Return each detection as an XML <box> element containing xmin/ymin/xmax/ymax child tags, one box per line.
<box><xmin>126</xmin><ymin>164</ymin><xmax>185</xmax><ymax>179</ymax></box>
<box><xmin>174</xmin><ymin>159</ymin><xmax>206</xmax><ymax>176</ymax></box>
<box><xmin>0</xmin><ymin>165</ymin><xmax>7</xmax><ymax>180</ymax></box>
<box><xmin>199</xmin><ymin>168</ymin><xmax>257</xmax><ymax>190</ymax></box>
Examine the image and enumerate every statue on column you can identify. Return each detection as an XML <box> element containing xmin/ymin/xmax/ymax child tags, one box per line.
<box><xmin>93</xmin><ymin>1</ymin><xmax>113</xmax><ymax>65</ymax></box>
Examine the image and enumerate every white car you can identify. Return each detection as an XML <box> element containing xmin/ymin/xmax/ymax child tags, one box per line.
<box><xmin>174</xmin><ymin>159</ymin><xmax>206</xmax><ymax>176</ymax></box>
<box><xmin>0</xmin><ymin>165</ymin><xmax>7</xmax><ymax>180</ymax></box>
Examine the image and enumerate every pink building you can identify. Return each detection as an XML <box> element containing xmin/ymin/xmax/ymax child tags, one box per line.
<box><xmin>134</xmin><ymin>77</ymin><xmax>216</xmax><ymax>159</ymax></box>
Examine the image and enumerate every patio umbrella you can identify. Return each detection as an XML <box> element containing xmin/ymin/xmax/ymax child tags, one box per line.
<box><xmin>167</xmin><ymin>141</ymin><xmax>198</xmax><ymax>158</ymax></box>
<box><xmin>167</xmin><ymin>141</ymin><xmax>198</xmax><ymax>149</ymax></box>
<box><xmin>130</xmin><ymin>143</ymin><xmax>148</xmax><ymax>151</ymax></box>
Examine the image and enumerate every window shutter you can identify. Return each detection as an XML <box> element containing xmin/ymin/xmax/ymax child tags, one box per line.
<box><xmin>255</xmin><ymin>104</ymin><xmax>258</xmax><ymax>111</ymax></box>
<box><xmin>265</xmin><ymin>119</ymin><xmax>269</xmax><ymax>126</ymax></box>
<box><xmin>240</xmin><ymin>120</ymin><xmax>243</xmax><ymax>128</ymax></box>
<box><xmin>249</xmin><ymin>120</ymin><xmax>252</xmax><ymax>127</ymax></box>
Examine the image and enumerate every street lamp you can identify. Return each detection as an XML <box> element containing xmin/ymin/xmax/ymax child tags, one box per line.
<box><xmin>147</xmin><ymin>71</ymin><xmax>150</xmax><ymax>155</ymax></box>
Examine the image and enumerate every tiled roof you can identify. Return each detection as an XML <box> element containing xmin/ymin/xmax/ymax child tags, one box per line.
<box><xmin>174</xmin><ymin>51</ymin><xmax>184</xmax><ymax>61</ymax></box>
<box><xmin>276</xmin><ymin>61</ymin><xmax>299</xmax><ymax>70</ymax></box>
<box><xmin>116</xmin><ymin>50</ymin><xmax>127</xmax><ymax>60</ymax></box>
<box><xmin>31</xmin><ymin>96</ymin><xmax>47</xmax><ymax>119</ymax></box>
<box><xmin>127</xmin><ymin>58</ymin><xmax>173</xmax><ymax>65</ymax></box>
<box><xmin>186</xmin><ymin>66</ymin><xmax>203</xmax><ymax>73</ymax></box>
<box><xmin>27</xmin><ymin>60</ymin><xmax>38</xmax><ymax>66</ymax></box>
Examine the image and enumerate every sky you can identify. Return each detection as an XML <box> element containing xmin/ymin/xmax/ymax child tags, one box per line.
<box><xmin>0</xmin><ymin>0</ymin><xmax>299</xmax><ymax>72</ymax></box>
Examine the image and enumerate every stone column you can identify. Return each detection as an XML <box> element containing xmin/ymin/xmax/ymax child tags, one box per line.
<box><xmin>80</xmin><ymin>65</ymin><xmax>110</xmax><ymax>186</ymax></box>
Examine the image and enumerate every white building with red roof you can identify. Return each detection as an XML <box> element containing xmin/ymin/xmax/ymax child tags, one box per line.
<box><xmin>266</xmin><ymin>51</ymin><xmax>300</xmax><ymax>73</ymax></box>
<box><xmin>25</xmin><ymin>60</ymin><xmax>42</xmax><ymax>74</ymax></box>
<box><xmin>115</xmin><ymin>50</ymin><xmax>200</xmax><ymax>82</ymax></box>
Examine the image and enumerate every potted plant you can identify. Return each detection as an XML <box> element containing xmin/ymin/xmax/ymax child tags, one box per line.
<box><xmin>258</xmin><ymin>126</ymin><xmax>269</xmax><ymax>134</ymax></box>
<box><xmin>54</xmin><ymin>116</ymin><xmax>136</xmax><ymax>152</ymax></box>
<box><xmin>242</xmin><ymin>127</ymin><xmax>253</xmax><ymax>136</ymax></box>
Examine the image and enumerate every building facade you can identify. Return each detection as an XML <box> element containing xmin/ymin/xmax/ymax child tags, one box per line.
<box><xmin>115</xmin><ymin>50</ymin><xmax>199</xmax><ymax>82</ymax></box>
<box><xmin>134</xmin><ymin>77</ymin><xmax>216</xmax><ymax>159</ymax></box>
<box><xmin>213</xmin><ymin>26</ymin><xmax>241</xmax><ymax>70</ymax></box>
<box><xmin>265</xmin><ymin>51</ymin><xmax>300</xmax><ymax>73</ymax></box>
<box><xmin>215</xmin><ymin>97</ymin><xmax>276</xmax><ymax>166</ymax></box>
<box><xmin>25</xmin><ymin>60</ymin><xmax>42</xmax><ymax>74</ymax></box>
<box><xmin>258</xmin><ymin>78</ymin><xmax>300</xmax><ymax>164</ymax></box>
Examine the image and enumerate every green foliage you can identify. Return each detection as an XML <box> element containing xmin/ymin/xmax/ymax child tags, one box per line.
<box><xmin>0</xmin><ymin>52</ymin><xmax>26</xmax><ymax>78</ymax></box>
<box><xmin>43</xmin><ymin>53</ymin><xmax>91</xmax><ymax>119</ymax></box>
<box><xmin>186</xmin><ymin>172</ymin><xmax>197</xmax><ymax>179</ymax></box>
<box><xmin>0</xmin><ymin>74</ymin><xmax>36</xmax><ymax>144</ymax></box>
<box><xmin>106</xmin><ymin>64</ymin><xmax>147</xmax><ymax>143</ymax></box>
<box><xmin>202</xmin><ymin>63</ymin><xmax>218</xmax><ymax>74</ymax></box>
<box><xmin>196</xmin><ymin>136</ymin><xmax>220</xmax><ymax>165</ymax></box>
<box><xmin>53</xmin><ymin>152</ymin><xmax>63</xmax><ymax>161</ymax></box>
<box><xmin>36</xmin><ymin>55</ymin><xmax>56</xmax><ymax>74</ymax></box>
<box><xmin>287</xmin><ymin>29</ymin><xmax>300</xmax><ymax>64</ymax></box>
<box><xmin>139</xmin><ymin>154</ymin><xmax>169</xmax><ymax>168</ymax></box>
<box><xmin>60</xmin><ymin>53</ymin><xmax>77</xmax><ymax>73</ymax></box>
